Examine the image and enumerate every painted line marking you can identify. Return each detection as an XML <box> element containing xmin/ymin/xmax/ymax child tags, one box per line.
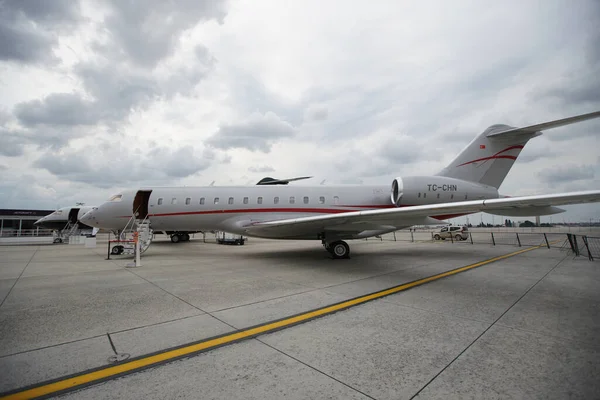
<box><xmin>0</xmin><ymin>245</ymin><xmax>545</xmax><ymax>400</ymax></box>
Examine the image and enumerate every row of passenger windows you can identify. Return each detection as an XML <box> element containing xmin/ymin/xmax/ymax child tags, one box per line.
<box><xmin>417</xmin><ymin>193</ymin><xmax>467</xmax><ymax>200</ymax></box>
<box><xmin>156</xmin><ymin>196</ymin><xmax>340</xmax><ymax>206</ymax></box>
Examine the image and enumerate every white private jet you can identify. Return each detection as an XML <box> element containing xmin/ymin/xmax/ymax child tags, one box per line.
<box><xmin>81</xmin><ymin>111</ymin><xmax>600</xmax><ymax>258</ymax></box>
<box><xmin>34</xmin><ymin>206</ymin><xmax>96</xmax><ymax>231</ymax></box>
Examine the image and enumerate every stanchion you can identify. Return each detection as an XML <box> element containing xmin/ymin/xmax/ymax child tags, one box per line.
<box><xmin>106</xmin><ymin>232</ymin><xmax>111</xmax><ymax>260</ymax></box>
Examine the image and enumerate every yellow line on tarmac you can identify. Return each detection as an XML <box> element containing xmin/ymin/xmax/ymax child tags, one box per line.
<box><xmin>1</xmin><ymin>245</ymin><xmax>545</xmax><ymax>400</ymax></box>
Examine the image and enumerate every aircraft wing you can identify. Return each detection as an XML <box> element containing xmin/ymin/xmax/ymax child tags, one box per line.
<box><xmin>243</xmin><ymin>190</ymin><xmax>600</xmax><ymax>237</ymax></box>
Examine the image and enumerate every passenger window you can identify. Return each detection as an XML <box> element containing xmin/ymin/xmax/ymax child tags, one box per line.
<box><xmin>243</xmin><ymin>197</ymin><xmax>248</xmax><ymax>204</ymax></box>
<box><xmin>185</xmin><ymin>197</ymin><xmax>191</xmax><ymax>205</ymax></box>
<box><xmin>333</xmin><ymin>196</ymin><xmax>339</xmax><ymax>204</ymax></box>
<box><xmin>274</xmin><ymin>196</ymin><xmax>279</xmax><ymax>204</ymax></box>
<box><xmin>465</xmin><ymin>194</ymin><xmax>468</xmax><ymax>200</ymax></box>
<box><xmin>257</xmin><ymin>197</ymin><xmax>263</xmax><ymax>204</ymax></box>
<box><xmin>289</xmin><ymin>196</ymin><xmax>295</xmax><ymax>204</ymax></box>
<box><xmin>158</xmin><ymin>198</ymin><xmax>163</xmax><ymax>205</ymax></box>
<box><xmin>171</xmin><ymin>198</ymin><xmax>177</xmax><ymax>205</ymax></box>
<box><xmin>319</xmin><ymin>196</ymin><xmax>325</xmax><ymax>204</ymax></box>
<box><xmin>228</xmin><ymin>197</ymin><xmax>234</xmax><ymax>205</ymax></box>
<box><xmin>214</xmin><ymin>197</ymin><xmax>219</xmax><ymax>204</ymax></box>
<box><xmin>418</xmin><ymin>193</ymin><xmax>421</xmax><ymax>198</ymax></box>
<box><xmin>423</xmin><ymin>193</ymin><xmax>426</xmax><ymax>198</ymax></box>
<box><xmin>450</xmin><ymin>194</ymin><xmax>454</xmax><ymax>200</ymax></box>
<box><xmin>304</xmin><ymin>196</ymin><xmax>309</xmax><ymax>204</ymax></box>
<box><xmin>200</xmin><ymin>197</ymin><xmax>205</xmax><ymax>205</ymax></box>
<box><xmin>437</xmin><ymin>193</ymin><xmax>440</xmax><ymax>199</ymax></box>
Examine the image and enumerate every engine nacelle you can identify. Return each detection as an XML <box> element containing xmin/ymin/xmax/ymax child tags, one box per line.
<box><xmin>391</xmin><ymin>176</ymin><xmax>499</xmax><ymax>206</ymax></box>
<box><xmin>391</xmin><ymin>177</ymin><xmax>404</xmax><ymax>206</ymax></box>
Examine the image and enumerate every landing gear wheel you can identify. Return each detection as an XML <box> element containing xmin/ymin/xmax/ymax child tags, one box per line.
<box><xmin>329</xmin><ymin>240</ymin><xmax>350</xmax><ymax>259</ymax></box>
<box><xmin>171</xmin><ymin>234</ymin><xmax>180</xmax><ymax>243</ymax></box>
<box><xmin>111</xmin><ymin>245</ymin><xmax>124</xmax><ymax>255</ymax></box>
<box><xmin>182</xmin><ymin>233</ymin><xmax>190</xmax><ymax>242</ymax></box>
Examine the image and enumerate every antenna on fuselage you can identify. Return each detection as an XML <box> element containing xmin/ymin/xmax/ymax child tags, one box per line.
<box><xmin>320</xmin><ymin>179</ymin><xmax>326</xmax><ymax>185</ymax></box>
<box><xmin>209</xmin><ymin>181</ymin><xmax>215</xmax><ymax>186</ymax></box>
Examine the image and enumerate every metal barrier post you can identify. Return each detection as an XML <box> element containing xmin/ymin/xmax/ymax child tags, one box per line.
<box><xmin>582</xmin><ymin>236</ymin><xmax>593</xmax><ymax>261</ymax></box>
<box><xmin>470</xmin><ymin>233</ymin><xmax>473</xmax><ymax>245</ymax></box>
<box><xmin>106</xmin><ymin>232</ymin><xmax>111</xmax><ymax>260</ymax></box>
<box><xmin>410</xmin><ymin>230</ymin><xmax>413</xmax><ymax>242</ymax></box>
<box><xmin>394</xmin><ymin>232</ymin><xmax>397</xmax><ymax>242</ymax></box>
<box><xmin>544</xmin><ymin>233</ymin><xmax>550</xmax><ymax>249</ymax></box>
<box><xmin>450</xmin><ymin>233</ymin><xmax>454</xmax><ymax>243</ymax></box>
<box><xmin>573</xmin><ymin>235</ymin><xmax>580</xmax><ymax>256</ymax></box>
<box><xmin>491</xmin><ymin>232</ymin><xmax>495</xmax><ymax>246</ymax></box>
<box><xmin>516</xmin><ymin>233</ymin><xmax>521</xmax><ymax>247</ymax></box>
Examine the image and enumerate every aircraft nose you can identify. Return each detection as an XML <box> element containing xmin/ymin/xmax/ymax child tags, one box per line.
<box><xmin>33</xmin><ymin>217</ymin><xmax>45</xmax><ymax>226</ymax></box>
<box><xmin>80</xmin><ymin>208</ymin><xmax>98</xmax><ymax>226</ymax></box>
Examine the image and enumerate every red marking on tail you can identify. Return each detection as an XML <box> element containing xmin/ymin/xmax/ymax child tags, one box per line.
<box><xmin>457</xmin><ymin>145</ymin><xmax>524</xmax><ymax>167</ymax></box>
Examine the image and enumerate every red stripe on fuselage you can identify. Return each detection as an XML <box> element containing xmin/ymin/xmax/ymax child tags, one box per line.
<box><xmin>150</xmin><ymin>207</ymin><xmax>365</xmax><ymax>217</ymax></box>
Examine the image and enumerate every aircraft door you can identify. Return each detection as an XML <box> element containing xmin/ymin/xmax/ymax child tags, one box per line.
<box><xmin>133</xmin><ymin>190</ymin><xmax>153</xmax><ymax>219</ymax></box>
<box><xmin>68</xmin><ymin>208</ymin><xmax>80</xmax><ymax>224</ymax></box>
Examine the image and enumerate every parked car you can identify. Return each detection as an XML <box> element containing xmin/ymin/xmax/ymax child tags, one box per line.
<box><xmin>433</xmin><ymin>225</ymin><xmax>469</xmax><ymax>241</ymax></box>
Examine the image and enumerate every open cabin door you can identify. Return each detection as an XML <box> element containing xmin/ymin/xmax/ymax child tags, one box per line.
<box><xmin>68</xmin><ymin>208</ymin><xmax>80</xmax><ymax>224</ymax></box>
<box><xmin>133</xmin><ymin>190</ymin><xmax>152</xmax><ymax>219</ymax></box>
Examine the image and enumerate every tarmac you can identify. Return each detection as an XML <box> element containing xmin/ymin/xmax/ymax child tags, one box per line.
<box><xmin>0</xmin><ymin>233</ymin><xmax>599</xmax><ymax>399</ymax></box>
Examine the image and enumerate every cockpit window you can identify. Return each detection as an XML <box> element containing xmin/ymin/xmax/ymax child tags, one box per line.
<box><xmin>108</xmin><ymin>194</ymin><xmax>123</xmax><ymax>202</ymax></box>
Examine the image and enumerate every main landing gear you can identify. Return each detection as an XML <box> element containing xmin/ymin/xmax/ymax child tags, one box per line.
<box><xmin>170</xmin><ymin>233</ymin><xmax>190</xmax><ymax>243</ymax></box>
<box><xmin>323</xmin><ymin>240</ymin><xmax>350</xmax><ymax>259</ymax></box>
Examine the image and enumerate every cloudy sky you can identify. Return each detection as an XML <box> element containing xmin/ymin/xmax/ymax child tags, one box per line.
<box><xmin>1</xmin><ymin>0</ymin><xmax>599</xmax><ymax>223</ymax></box>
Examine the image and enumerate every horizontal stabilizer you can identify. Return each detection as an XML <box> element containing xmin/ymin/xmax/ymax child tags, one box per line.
<box><xmin>256</xmin><ymin>176</ymin><xmax>313</xmax><ymax>185</ymax></box>
<box><xmin>487</xmin><ymin>110</ymin><xmax>600</xmax><ymax>139</ymax></box>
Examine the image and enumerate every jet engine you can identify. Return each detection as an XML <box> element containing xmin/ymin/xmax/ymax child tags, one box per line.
<box><xmin>390</xmin><ymin>175</ymin><xmax>500</xmax><ymax>206</ymax></box>
<box><xmin>390</xmin><ymin>177</ymin><xmax>403</xmax><ymax>206</ymax></box>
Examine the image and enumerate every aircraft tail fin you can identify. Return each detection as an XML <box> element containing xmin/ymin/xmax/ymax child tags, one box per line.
<box><xmin>436</xmin><ymin>110</ymin><xmax>600</xmax><ymax>189</ymax></box>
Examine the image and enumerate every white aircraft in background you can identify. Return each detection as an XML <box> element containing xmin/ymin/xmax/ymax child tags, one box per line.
<box><xmin>81</xmin><ymin>111</ymin><xmax>600</xmax><ymax>258</ymax></box>
<box><xmin>34</xmin><ymin>205</ymin><xmax>96</xmax><ymax>231</ymax></box>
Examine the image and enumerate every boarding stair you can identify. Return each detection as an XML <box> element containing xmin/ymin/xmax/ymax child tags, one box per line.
<box><xmin>53</xmin><ymin>221</ymin><xmax>82</xmax><ymax>243</ymax></box>
<box><xmin>114</xmin><ymin>214</ymin><xmax>154</xmax><ymax>255</ymax></box>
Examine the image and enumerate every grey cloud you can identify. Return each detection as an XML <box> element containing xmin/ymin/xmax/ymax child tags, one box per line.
<box><xmin>0</xmin><ymin>128</ymin><xmax>29</xmax><ymax>156</ymax></box>
<box><xmin>207</xmin><ymin>112</ymin><xmax>297</xmax><ymax>152</ymax></box>
<box><xmin>248</xmin><ymin>165</ymin><xmax>275</xmax><ymax>173</ymax></box>
<box><xmin>98</xmin><ymin>0</ymin><xmax>226</xmax><ymax>67</ymax></box>
<box><xmin>0</xmin><ymin>0</ymin><xmax>81</xmax><ymax>63</ymax></box>
<box><xmin>0</xmin><ymin>21</ymin><xmax>54</xmax><ymax>63</ymax></box>
<box><xmin>14</xmin><ymin>93</ymin><xmax>98</xmax><ymax>126</ymax></box>
<box><xmin>517</xmin><ymin>146</ymin><xmax>557</xmax><ymax>164</ymax></box>
<box><xmin>538</xmin><ymin>164</ymin><xmax>595</xmax><ymax>184</ymax></box>
<box><xmin>333</xmin><ymin>135</ymin><xmax>427</xmax><ymax>178</ymax></box>
<box><xmin>0</xmin><ymin>164</ymin><xmax>7</xmax><ymax>170</ymax></box>
<box><xmin>147</xmin><ymin>146</ymin><xmax>211</xmax><ymax>178</ymax></box>
<box><xmin>304</xmin><ymin>105</ymin><xmax>328</xmax><ymax>122</ymax></box>
<box><xmin>33</xmin><ymin>142</ymin><xmax>212</xmax><ymax>188</ymax></box>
